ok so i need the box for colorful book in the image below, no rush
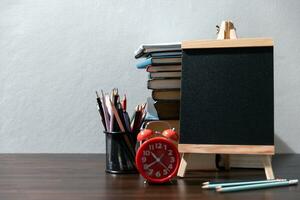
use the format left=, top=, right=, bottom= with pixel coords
left=154, top=100, right=180, bottom=120
left=147, top=79, right=181, bottom=90
left=150, top=51, right=182, bottom=58
left=146, top=65, right=182, bottom=72
left=149, top=71, right=181, bottom=79
left=152, top=90, right=181, bottom=101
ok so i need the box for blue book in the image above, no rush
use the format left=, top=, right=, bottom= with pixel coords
left=136, top=57, right=181, bottom=69
left=136, top=58, right=152, bottom=69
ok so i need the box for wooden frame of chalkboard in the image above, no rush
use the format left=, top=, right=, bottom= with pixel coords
left=178, top=38, right=274, bottom=179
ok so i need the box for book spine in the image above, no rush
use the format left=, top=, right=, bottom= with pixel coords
left=152, top=60, right=181, bottom=66
left=147, top=81, right=181, bottom=90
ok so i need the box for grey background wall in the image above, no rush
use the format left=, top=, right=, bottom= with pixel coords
left=0, top=0, right=299, bottom=153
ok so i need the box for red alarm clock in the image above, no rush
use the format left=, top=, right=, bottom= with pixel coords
left=135, top=121, right=180, bottom=184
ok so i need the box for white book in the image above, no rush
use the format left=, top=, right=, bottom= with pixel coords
left=186, top=154, right=217, bottom=170
left=135, top=42, right=181, bottom=58
left=229, top=155, right=264, bottom=168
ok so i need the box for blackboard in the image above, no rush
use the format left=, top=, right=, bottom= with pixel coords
left=180, top=41, right=274, bottom=146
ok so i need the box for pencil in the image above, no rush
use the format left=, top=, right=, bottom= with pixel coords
left=202, top=179, right=286, bottom=189
left=140, top=103, right=147, bottom=126
left=112, top=88, right=119, bottom=131
left=109, top=99, right=125, bottom=132
left=100, top=90, right=110, bottom=131
left=130, top=106, right=138, bottom=130
left=96, top=91, right=106, bottom=130
left=216, top=179, right=298, bottom=193
left=123, top=112, right=131, bottom=131
left=132, top=106, right=141, bottom=133
left=121, top=94, right=127, bottom=111
left=131, top=105, right=139, bottom=132
left=105, top=94, right=114, bottom=132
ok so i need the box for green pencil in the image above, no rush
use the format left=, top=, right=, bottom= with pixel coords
left=216, top=179, right=298, bottom=193
left=202, top=179, right=286, bottom=189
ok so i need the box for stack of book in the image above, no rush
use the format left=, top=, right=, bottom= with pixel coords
left=135, top=42, right=182, bottom=120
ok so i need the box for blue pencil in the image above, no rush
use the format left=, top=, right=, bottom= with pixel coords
left=216, top=179, right=298, bottom=193
left=202, top=179, right=286, bottom=189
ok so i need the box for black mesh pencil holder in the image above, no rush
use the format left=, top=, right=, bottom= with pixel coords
left=104, top=131, right=137, bottom=174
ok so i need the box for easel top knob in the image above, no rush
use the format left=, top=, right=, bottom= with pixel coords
left=217, top=20, right=237, bottom=40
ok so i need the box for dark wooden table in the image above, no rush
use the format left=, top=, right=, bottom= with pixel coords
left=0, top=154, right=299, bottom=200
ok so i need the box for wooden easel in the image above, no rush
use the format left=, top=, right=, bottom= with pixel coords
left=177, top=146, right=274, bottom=179
left=177, top=20, right=275, bottom=180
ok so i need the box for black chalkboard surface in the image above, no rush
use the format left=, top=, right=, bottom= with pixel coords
left=180, top=40, right=274, bottom=146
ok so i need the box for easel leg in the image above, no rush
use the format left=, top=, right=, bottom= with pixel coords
left=177, top=153, right=190, bottom=177
left=262, top=155, right=275, bottom=180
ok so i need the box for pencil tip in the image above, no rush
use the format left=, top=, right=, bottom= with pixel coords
left=202, top=185, right=209, bottom=189
left=202, top=181, right=209, bottom=185
left=96, top=91, right=99, bottom=97
left=289, top=179, right=298, bottom=184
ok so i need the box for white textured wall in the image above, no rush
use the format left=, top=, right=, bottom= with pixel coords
left=0, top=0, right=299, bottom=153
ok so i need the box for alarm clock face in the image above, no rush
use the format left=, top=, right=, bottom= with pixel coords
left=135, top=137, right=180, bottom=183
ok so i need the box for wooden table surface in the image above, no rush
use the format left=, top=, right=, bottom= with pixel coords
left=0, top=154, right=299, bottom=200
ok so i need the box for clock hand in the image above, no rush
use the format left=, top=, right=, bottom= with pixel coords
left=147, top=152, right=169, bottom=170
left=151, top=152, right=165, bottom=161
left=152, top=152, right=170, bottom=172
left=146, top=160, right=158, bottom=169
left=158, top=161, right=170, bottom=172
left=151, top=152, right=160, bottom=161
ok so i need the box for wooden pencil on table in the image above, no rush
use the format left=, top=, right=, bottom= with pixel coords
left=216, top=179, right=298, bottom=193
left=202, top=179, right=287, bottom=189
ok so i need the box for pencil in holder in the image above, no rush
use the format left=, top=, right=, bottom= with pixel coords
left=104, top=131, right=137, bottom=174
